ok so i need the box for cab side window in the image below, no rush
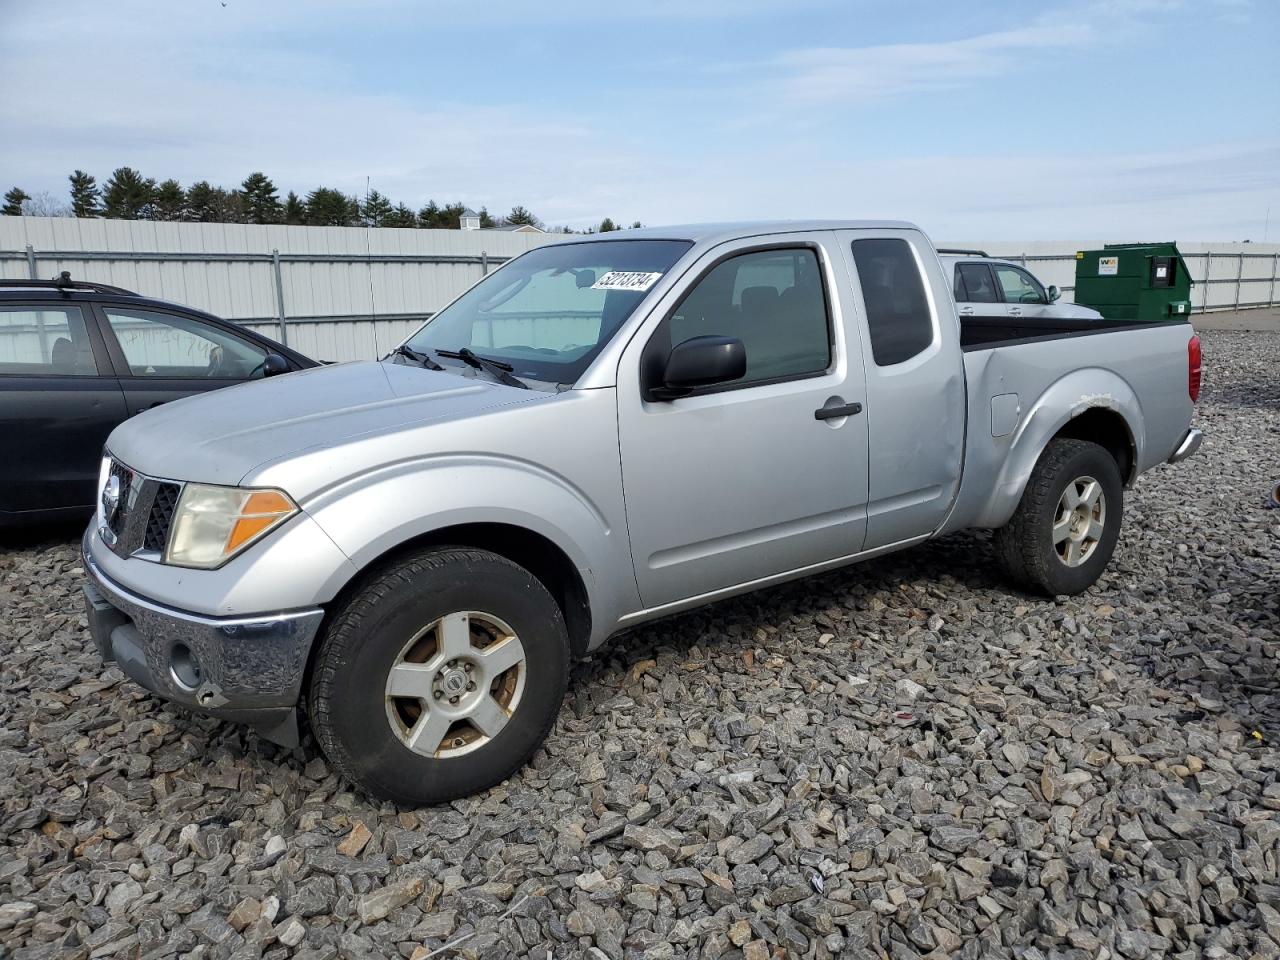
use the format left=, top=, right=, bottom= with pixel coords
left=994, top=265, right=1047, bottom=304
left=667, top=247, right=831, bottom=385
left=0, top=305, right=99, bottom=376
left=851, top=239, right=934, bottom=365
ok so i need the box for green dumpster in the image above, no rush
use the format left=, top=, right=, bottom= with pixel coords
left=1073, top=242, right=1194, bottom=321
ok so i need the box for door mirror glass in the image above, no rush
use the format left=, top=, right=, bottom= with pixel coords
left=262, top=353, right=291, bottom=377
left=652, top=335, right=745, bottom=400
left=1047, top=284, right=1062, bottom=303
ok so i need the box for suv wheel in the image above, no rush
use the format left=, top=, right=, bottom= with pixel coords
left=308, top=547, right=569, bottom=805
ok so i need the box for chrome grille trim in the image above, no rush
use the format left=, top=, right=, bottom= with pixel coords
left=99, top=455, right=185, bottom=561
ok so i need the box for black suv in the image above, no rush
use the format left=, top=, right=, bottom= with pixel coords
left=0, top=276, right=316, bottom=527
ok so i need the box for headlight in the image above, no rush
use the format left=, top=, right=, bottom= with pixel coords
left=165, top=484, right=298, bottom=569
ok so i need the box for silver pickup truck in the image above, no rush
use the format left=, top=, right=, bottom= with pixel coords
left=81, top=221, right=1203, bottom=804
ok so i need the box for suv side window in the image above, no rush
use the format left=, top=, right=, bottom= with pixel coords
left=851, top=239, right=934, bottom=365
left=0, top=305, right=99, bottom=376
left=104, top=307, right=268, bottom=378
left=994, top=264, right=1047, bottom=304
left=666, top=247, right=831, bottom=386
left=955, top=262, right=998, bottom=303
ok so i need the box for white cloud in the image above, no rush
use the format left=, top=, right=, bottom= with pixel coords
left=773, top=23, right=1096, bottom=103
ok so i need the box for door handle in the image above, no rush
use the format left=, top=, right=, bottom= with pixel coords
left=958, top=306, right=975, bottom=316
left=1008, top=307, right=1023, bottom=316
left=814, top=402, right=862, bottom=420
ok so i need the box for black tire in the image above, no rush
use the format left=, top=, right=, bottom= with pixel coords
left=308, top=546, right=569, bottom=805
left=993, top=438, right=1124, bottom=596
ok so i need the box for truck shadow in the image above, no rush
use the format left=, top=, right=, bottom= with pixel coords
left=569, top=529, right=1006, bottom=683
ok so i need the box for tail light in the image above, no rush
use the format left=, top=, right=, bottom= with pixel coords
left=1188, top=334, right=1202, bottom=403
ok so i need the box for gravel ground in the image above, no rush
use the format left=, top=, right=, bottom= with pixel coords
left=2, top=330, right=1278, bottom=960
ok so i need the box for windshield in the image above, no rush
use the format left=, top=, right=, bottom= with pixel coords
left=402, top=239, right=692, bottom=386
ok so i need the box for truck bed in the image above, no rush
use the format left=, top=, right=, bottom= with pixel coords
left=943, top=317, right=1197, bottom=535
left=960, top=315, right=1153, bottom=351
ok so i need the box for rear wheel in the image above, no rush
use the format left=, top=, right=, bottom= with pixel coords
left=308, top=547, right=569, bottom=805
left=993, top=438, right=1124, bottom=596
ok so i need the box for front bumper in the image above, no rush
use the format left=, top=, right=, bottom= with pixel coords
left=82, top=534, right=324, bottom=745
left=1167, top=427, right=1204, bottom=465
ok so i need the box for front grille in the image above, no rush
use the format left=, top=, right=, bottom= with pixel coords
left=105, top=459, right=134, bottom=540
left=144, top=482, right=181, bottom=552
left=101, top=455, right=183, bottom=560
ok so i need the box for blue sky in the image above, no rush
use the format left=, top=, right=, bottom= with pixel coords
left=1, top=0, right=1277, bottom=238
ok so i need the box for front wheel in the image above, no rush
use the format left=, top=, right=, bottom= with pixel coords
left=993, top=438, right=1124, bottom=596
left=308, top=547, right=569, bottom=805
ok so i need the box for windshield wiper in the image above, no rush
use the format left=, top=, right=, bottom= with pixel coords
left=435, top=348, right=529, bottom=389
left=388, top=344, right=444, bottom=370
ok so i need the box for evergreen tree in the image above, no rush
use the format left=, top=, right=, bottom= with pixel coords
left=630, top=221, right=643, bottom=229
left=2, top=187, right=30, bottom=216
left=360, top=189, right=393, bottom=226
left=478, top=207, right=496, bottom=228
left=185, top=181, right=218, bottom=221
left=598, top=217, right=618, bottom=232
left=152, top=179, right=187, bottom=221
left=102, top=167, right=156, bottom=219
left=283, top=191, right=306, bottom=225
left=218, top=188, right=246, bottom=223
left=384, top=202, right=417, bottom=228
left=185, top=181, right=242, bottom=222
left=505, top=205, right=540, bottom=228
left=441, top=202, right=467, bottom=229
left=305, top=187, right=355, bottom=226
left=69, top=171, right=101, bottom=217
left=417, top=200, right=443, bottom=228
left=241, top=172, right=282, bottom=224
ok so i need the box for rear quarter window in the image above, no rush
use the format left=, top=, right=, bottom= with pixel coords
left=851, top=239, right=934, bottom=365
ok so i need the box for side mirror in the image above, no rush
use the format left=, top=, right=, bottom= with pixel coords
left=262, top=353, right=291, bottom=377
left=1047, top=285, right=1062, bottom=303
left=650, top=335, right=746, bottom=401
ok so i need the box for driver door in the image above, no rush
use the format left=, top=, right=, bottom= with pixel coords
left=96, top=305, right=270, bottom=416
left=992, top=263, right=1050, bottom=321
left=617, top=235, right=871, bottom=609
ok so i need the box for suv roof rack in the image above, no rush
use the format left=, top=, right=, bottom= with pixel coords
left=936, top=248, right=989, bottom=258
left=0, top=272, right=138, bottom=297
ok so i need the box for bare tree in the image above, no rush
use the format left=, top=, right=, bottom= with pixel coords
left=21, top=191, right=73, bottom=217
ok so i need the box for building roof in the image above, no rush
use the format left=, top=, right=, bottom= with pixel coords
left=460, top=207, right=480, bottom=219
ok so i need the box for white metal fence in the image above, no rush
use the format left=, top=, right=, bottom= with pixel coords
left=2, top=217, right=1276, bottom=363
left=0, top=216, right=560, bottom=362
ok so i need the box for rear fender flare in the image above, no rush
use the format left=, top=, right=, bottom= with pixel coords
left=974, top=368, right=1143, bottom=529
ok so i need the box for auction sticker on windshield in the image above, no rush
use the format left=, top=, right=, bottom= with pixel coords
left=592, top=271, right=663, bottom=292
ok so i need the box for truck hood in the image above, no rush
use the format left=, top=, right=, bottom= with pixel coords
left=106, top=360, right=545, bottom=487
